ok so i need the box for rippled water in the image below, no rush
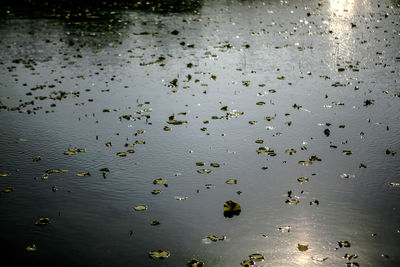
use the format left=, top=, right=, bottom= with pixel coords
left=0, top=0, right=399, bottom=266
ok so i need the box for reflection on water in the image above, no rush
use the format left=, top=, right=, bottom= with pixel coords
left=0, top=0, right=399, bottom=266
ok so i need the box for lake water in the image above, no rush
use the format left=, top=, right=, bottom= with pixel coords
left=0, top=0, right=399, bottom=266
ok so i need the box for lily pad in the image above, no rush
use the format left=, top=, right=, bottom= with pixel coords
left=249, top=253, right=264, bottom=262
left=134, top=205, right=148, bottom=211
left=167, top=120, right=187, bottom=125
left=264, top=116, right=274, bottom=121
left=224, top=200, right=241, bottom=217
left=196, top=162, right=205, bottom=166
left=207, top=235, right=220, bottom=242
left=35, top=218, right=50, bottom=226
left=186, top=257, right=204, bottom=267
left=148, top=250, right=170, bottom=259
left=26, top=244, right=38, bottom=252
left=197, top=169, right=212, bottom=174
left=297, top=177, right=309, bottom=183
left=285, top=149, right=296, bottom=155
left=298, top=243, right=309, bottom=251
left=255, top=139, right=264, bottom=144
left=225, top=179, right=237, bottom=184
left=256, top=101, right=265, bottom=106
left=117, top=152, right=127, bottom=157
left=342, top=150, right=352, bottom=155
left=240, top=259, right=255, bottom=266
left=338, top=240, right=351, bottom=248
left=0, top=171, right=10, bottom=177
left=3, top=187, right=13, bottom=193
left=298, top=160, right=312, bottom=166
left=210, top=163, right=220, bottom=168
left=153, top=178, right=166, bottom=185
left=76, top=172, right=90, bottom=177
left=151, top=190, right=162, bottom=194
left=163, top=126, right=171, bottom=131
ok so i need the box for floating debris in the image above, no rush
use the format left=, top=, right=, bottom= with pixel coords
left=210, top=163, right=220, bottom=168
left=389, top=183, right=400, bottom=187
left=175, top=196, right=188, bottom=200
left=223, top=200, right=241, bottom=218
left=278, top=226, right=291, bottom=232
left=148, top=250, right=170, bottom=259
left=285, top=199, right=299, bottom=205
left=151, top=190, right=162, bottom=194
left=167, top=120, right=187, bottom=125
left=0, top=171, right=10, bottom=177
left=344, top=253, right=358, bottom=260
left=32, top=156, right=41, bottom=162
left=196, top=162, right=205, bottom=166
left=249, top=253, right=264, bottom=262
left=151, top=220, right=160, bottom=226
left=117, top=152, right=127, bottom=157
left=386, top=149, right=397, bottom=156
left=311, top=255, right=328, bottom=262
left=3, top=187, right=13, bottom=193
left=256, top=101, right=265, bottom=106
left=240, top=259, right=255, bottom=266
left=340, top=173, right=355, bottom=179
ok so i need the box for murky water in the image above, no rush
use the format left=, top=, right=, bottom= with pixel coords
left=0, top=0, right=399, bottom=266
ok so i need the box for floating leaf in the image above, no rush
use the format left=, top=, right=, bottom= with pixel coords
left=186, top=257, right=204, bottom=267
left=153, top=178, right=167, bottom=184
left=134, top=205, right=148, bottom=211
left=278, top=226, right=291, bottom=232
left=196, top=162, right=205, bottom=166
left=32, top=156, right=41, bottom=162
left=35, top=218, right=50, bottom=226
left=100, top=168, right=110, bottom=172
left=386, top=149, right=397, bottom=156
left=163, top=126, right=171, bottom=131
left=344, top=253, right=358, bottom=260
left=297, top=177, right=309, bottom=183
left=205, top=184, right=214, bottom=189
left=248, top=121, right=257, bottom=125
left=390, top=182, right=400, bottom=187
left=225, top=179, right=237, bottom=184
left=256, top=102, right=265, bottom=106
left=298, top=243, right=309, bottom=251
left=3, top=187, right=13, bottom=193
left=26, top=244, right=38, bottom=252
left=255, top=139, right=264, bottom=144
left=343, top=150, right=352, bottom=155
left=220, top=105, right=228, bottom=111
left=249, top=253, right=264, bottom=262
left=224, top=200, right=241, bottom=217
left=151, top=190, right=162, bottom=194
left=76, top=172, right=90, bottom=177
left=151, top=220, right=160, bottom=226
left=148, top=250, right=170, bottom=259
left=105, top=141, right=112, bottom=147
left=285, top=149, right=296, bottom=155
left=311, top=255, right=328, bottom=262
left=285, top=199, right=299, bottom=205
left=167, top=120, right=187, bottom=125
left=264, top=116, right=274, bottom=121
left=309, top=155, right=321, bottom=161
left=324, top=129, right=330, bottom=136
left=0, top=171, right=10, bottom=177
left=210, top=163, right=220, bottom=168
left=340, top=173, right=355, bottom=179
left=197, top=169, right=212, bottom=174
left=240, top=260, right=255, bottom=266
left=127, top=149, right=135, bottom=153
left=298, top=160, right=312, bottom=166
left=117, top=152, right=127, bottom=157
left=338, top=240, right=351, bottom=248
left=363, top=99, right=375, bottom=106
left=175, top=196, right=188, bottom=200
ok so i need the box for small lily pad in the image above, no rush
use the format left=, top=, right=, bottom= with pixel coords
left=338, top=240, right=351, bottom=248
left=153, top=178, right=166, bottom=185
left=256, top=101, right=265, bottom=106
left=249, top=253, right=264, bottom=262
left=298, top=160, right=312, bottom=166
left=298, top=243, right=309, bottom=251
left=26, top=244, right=38, bottom=252
left=207, top=235, right=220, bottom=242
left=264, top=116, right=274, bottom=121
left=186, top=257, right=204, bottom=267
left=210, top=163, right=220, bottom=167
left=163, top=126, right=171, bottom=131
left=167, top=120, right=187, bottom=125
left=255, top=139, right=264, bottom=144
left=117, top=152, right=127, bottom=157
left=35, top=218, right=50, bottom=226
left=196, top=162, right=205, bottom=166
left=240, top=259, right=255, bottom=266
left=285, top=149, right=296, bottom=155
left=76, top=172, right=90, bottom=177
left=151, top=190, right=162, bottom=194
left=148, top=250, right=170, bottom=259
left=134, top=205, right=148, bottom=211
left=342, top=150, right=352, bottom=155
left=197, top=169, right=212, bottom=174
left=224, top=200, right=241, bottom=217
left=225, top=179, right=237, bottom=184
left=285, top=199, right=299, bottom=205
left=297, top=177, right=309, bottom=183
